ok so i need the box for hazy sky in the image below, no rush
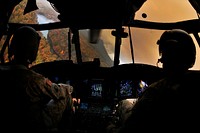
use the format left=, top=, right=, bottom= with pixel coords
left=100, top=0, right=200, bottom=70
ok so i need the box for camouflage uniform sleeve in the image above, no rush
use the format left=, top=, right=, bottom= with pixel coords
left=44, top=79, right=74, bottom=111
left=29, top=71, right=74, bottom=128
left=29, top=71, right=73, bottom=107
left=44, top=78, right=66, bottom=99
left=44, top=80, right=74, bottom=128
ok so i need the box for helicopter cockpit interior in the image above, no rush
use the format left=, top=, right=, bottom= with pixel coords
left=0, top=0, right=200, bottom=132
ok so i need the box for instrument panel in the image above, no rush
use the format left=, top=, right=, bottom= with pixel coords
left=31, top=61, right=163, bottom=132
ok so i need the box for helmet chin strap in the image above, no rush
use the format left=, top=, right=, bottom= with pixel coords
left=157, top=58, right=162, bottom=63
left=156, top=58, right=161, bottom=67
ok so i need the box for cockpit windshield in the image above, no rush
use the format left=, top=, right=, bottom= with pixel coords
left=2, top=0, right=199, bottom=70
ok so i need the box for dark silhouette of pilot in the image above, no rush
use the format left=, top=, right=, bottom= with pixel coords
left=0, top=26, right=74, bottom=132
left=108, top=29, right=200, bottom=133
